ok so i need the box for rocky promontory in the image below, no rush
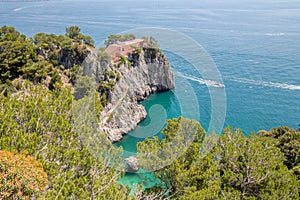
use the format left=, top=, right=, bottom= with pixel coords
left=83, top=47, right=174, bottom=142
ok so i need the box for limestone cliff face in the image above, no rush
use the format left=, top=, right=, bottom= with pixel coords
left=83, top=47, right=174, bottom=142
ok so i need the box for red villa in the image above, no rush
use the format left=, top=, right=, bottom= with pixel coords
left=105, top=39, right=146, bottom=63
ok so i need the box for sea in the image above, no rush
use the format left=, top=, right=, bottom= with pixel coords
left=1, top=0, right=300, bottom=191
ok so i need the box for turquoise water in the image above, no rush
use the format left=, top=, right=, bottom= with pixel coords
left=115, top=90, right=181, bottom=157
left=118, top=168, right=165, bottom=195
left=1, top=0, right=300, bottom=190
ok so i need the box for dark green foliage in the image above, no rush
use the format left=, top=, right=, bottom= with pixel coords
left=66, top=26, right=81, bottom=39
left=0, top=25, right=94, bottom=94
left=61, top=36, right=76, bottom=51
left=271, top=127, right=300, bottom=169
left=179, top=146, right=221, bottom=199
left=66, top=25, right=94, bottom=46
left=67, top=64, right=81, bottom=84
left=34, top=33, right=59, bottom=65
left=218, top=128, right=298, bottom=199
left=58, top=37, right=90, bottom=69
left=270, top=126, right=294, bottom=138
left=265, top=126, right=300, bottom=186
left=104, top=34, right=122, bottom=47
left=104, top=33, right=136, bottom=47
left=0, top=26, right=37, bottom=83
left=98, top=68, right=118, bottom=98
left=0, top=27, right=81, bottom=91
left=99, top=80, right=116, bottom=93
left=0, top=25, right=21, bottom=41
left=49, top=69, right=62, bottom=90
left=21, top=60, right=53, bottom=83
left=0, top=80, right=15, bottom=95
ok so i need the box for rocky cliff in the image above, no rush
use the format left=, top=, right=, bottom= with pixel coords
left=83, top=47, right=174, bottom=142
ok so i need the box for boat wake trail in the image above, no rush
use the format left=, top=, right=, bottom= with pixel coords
left=13, top=7, right=27, bottom=12
left=13, top=5, right=40, bottom=12
left=175, top=71, right=225, bottom=88
left=229, top=77, right=300, bottom=91
left=176, top=71, right=300, bottom=91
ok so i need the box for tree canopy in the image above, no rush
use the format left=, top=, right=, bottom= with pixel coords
left=66, top=25, right=94, bottom=46
left=0, top=26, right=37, bottom=83
left=104, top=33, right=136, bottom=47
left=137, top=120, right=300, bottom=199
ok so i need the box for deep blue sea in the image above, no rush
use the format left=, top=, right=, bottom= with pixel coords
left=1, top=0, right=300, bottom=190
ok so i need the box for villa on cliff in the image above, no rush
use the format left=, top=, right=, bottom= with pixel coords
left=105, top=39, right=146, bottom=63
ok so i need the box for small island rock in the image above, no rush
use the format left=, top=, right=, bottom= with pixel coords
left=124, top=156, right=139, bottom=173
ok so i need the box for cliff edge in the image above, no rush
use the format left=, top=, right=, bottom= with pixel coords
left=83, top=47, right=174, bottom=142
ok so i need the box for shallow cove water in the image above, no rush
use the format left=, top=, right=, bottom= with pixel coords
left=114, top=91, right=181, bottom=157
left=115, top=90, right=182, bottom=191
left=115, top=51, right=214, bottom=191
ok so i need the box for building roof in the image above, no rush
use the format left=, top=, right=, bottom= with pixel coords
left=104, top=38, right=146, bottom=63
left=105, top=44, right=119, bottom=55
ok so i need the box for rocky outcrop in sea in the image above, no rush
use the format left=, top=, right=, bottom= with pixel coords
left=124, top=156, right=139, bottom=173
left=83, top=47, right=174, bottom=142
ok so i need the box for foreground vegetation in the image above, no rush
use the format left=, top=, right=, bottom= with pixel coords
left=0, top=25, right=299, bottom=199
left=137, top=119, right=300, bottom=199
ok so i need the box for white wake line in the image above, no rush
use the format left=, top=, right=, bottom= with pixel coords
left=229, top=77, right=300, bottom=91
left=13, top=7, right=27, bottom=12
left=13, top=5, right=40, bottom=12
left=175, top=71, right=225, bottom=88
left=265, top=32, right=285, bottom=36
left=175, top=72, right=300, bottom=91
